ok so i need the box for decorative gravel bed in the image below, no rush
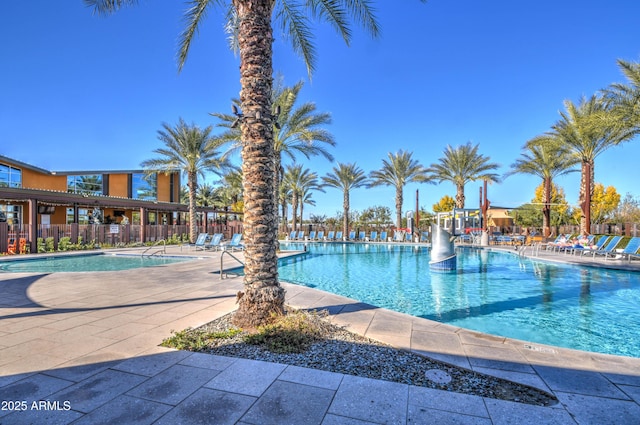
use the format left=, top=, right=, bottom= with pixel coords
left=172, top=310, right=557, bottom=407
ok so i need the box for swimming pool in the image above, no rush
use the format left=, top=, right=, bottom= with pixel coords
left=0, top=253, right=190, bottom=273
left=278, top=242, right=640, bottom=358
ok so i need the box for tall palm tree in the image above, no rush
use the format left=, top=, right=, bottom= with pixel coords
left=212, top=79, right=336, bottom=224
left=140, top=118, right=232, bottom=243
left=282, top=164, right=320, bottom=232
left=85, top=0, right=391, bottom=327
left=322, top=162, right=369, bottom=235
left=505, top=135, right=578, bottom=237
left=369, top=151, right=430, bottom=228
left=551, top=95, right=636, bottom=234
left=426, top=142, right=500, bottom=209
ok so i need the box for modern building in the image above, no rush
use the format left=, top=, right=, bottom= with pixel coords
left=0, top=155, right=238, bottom=253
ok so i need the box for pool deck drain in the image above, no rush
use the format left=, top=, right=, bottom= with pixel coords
left=0, top=244, right=639, bottom=424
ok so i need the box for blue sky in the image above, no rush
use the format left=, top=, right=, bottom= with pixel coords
left=2, top=1, right=639, bottom=220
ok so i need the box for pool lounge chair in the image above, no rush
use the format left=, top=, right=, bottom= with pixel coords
left=575, top=236, right=609, bottom=256
left=335, top=231, right=343, bottom=241
left=379, top=231, right=388, bottom=242
left=223, top=233, right=244, bottom=251
left=406, top=232, right=413, bottom=242
left=608, top=236, right=640, bottom=261
left=325, top=231, right=335, bottom=241
left=316, top=231, right=324, bottom=241
left=193, top=233, right=209, bottom=251
left=367, top=231, right=378, bottom=242
left=358, top=231, right=366, bottom=241
left=287, top=231, right=296, bottom=240
left=348, top=231, right=356, bottom=241
left=205, top=233, right=224, bottom=251
left=308, top=231, right=316, bottom=241
left=297, top=231, right=305, bottom=240
left=393, top=231, right=405, bottom=242
left=565, top=234, right=596, bottom=255
left=420, top=232, right=429, bottom=243
left=589, top=235, right=622, bottom=259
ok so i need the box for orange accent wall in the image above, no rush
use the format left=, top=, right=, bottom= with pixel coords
left=21, top=169, right=67, bottom=191
left=157, top=173, right=174, bottom=202
left=108, top=174, right=129, bottom=198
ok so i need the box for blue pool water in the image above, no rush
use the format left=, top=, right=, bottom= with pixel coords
left=0, top=253, right=190, bottom=273
left=278, top=242, right=640, bottom=358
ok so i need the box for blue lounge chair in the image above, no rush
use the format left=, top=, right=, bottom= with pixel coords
left=379, top=231, right=388, bottom=242
left=193, top=233, right=209, bottom=251
left=316, top=231, right=324, bottom=241
left=335, top=231, right=343, bottom=241
left=406, top=233, right=413, bottom=242
left=326, top=231, right=335, bottom=241
left=308, top=231, right=316, bottom=241
left=589, top=235, right=622, bottom=258
left=367, top=231, right=378, bottom=242
left=297, top=231, right=305, bottom=240
left=223, top=233, right=244, bottom=251
left=287, top=231, right=296, bottom=240
left=348, top=231, right=356, bottom=241
left=565, top=234, right=595, bottom=255
left=358, top=231, right=366, bottom=241
left=205, top=233, right=223, bottom=251
left=576, top=236, right=609, bottom=256
left=608, top=236, right=640, bottom=261
left=420, top=231, right=429, bottom=243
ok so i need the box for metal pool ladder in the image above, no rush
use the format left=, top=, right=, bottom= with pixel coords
left=220, top=250, right=244, bottom=279
left=142, top=239, right=166, bottom=258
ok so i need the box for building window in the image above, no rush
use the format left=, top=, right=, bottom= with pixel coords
left=67, top=175, right=103, bottom=195
left=0, top=164, right=22, bottom=188
left=132, top=173, right=157, bottom=200
left=0, top=204, right=22, bottom=226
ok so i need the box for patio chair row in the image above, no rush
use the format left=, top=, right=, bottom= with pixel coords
left=192, top=233, right=244, bottom=251
left=284, top=230, right=430, bottom=243
left=551, top=235, right=640, bottom=262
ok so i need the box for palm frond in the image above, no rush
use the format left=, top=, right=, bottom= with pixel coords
left=83, top=0, right=139, bottom=15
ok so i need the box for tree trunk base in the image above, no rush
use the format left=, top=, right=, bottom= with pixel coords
left=232, top=284, right=286, bottom=328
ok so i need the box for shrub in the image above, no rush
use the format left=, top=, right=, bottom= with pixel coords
left=58, top=237, right=71, bottom=251
left=161, top=328, right=242, bottom=351
left=244, top=310, right=328, bottom=353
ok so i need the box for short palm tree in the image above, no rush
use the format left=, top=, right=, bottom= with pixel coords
left=141, top=118, right=233, bottom=243
left=322, top=163, right=369, bottom=235
left=505, top=135, right=578, bottom=237
left=426, top=142, right=500, bottom=209
left=196, top=183, right=218, bottom=207
left=552, top=95, right=636, bottom=234
left=212, top=79, right=335, bottom=224
left=369, top=151, right=430, bottom=228
left=282, top=164, right=321, bottom=233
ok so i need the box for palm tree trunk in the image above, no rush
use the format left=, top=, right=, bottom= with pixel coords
left=188, top=171, right=198, bottom=243
left=232, top=0, right=285, bottom=328
left=542, top=177, right=551, bottom=237
left=343, top=190, right=350, bottom=235
left=299, top=198, right=304, bottom=231
left=274, top=156, right=284, bottom=226
left=395, top=187, right=403, bottom=229
left=579, top=161, right=593, bottom=235
left=291, top=192, right=299, bottom=233
left=456, top=184, right=465, bottom=209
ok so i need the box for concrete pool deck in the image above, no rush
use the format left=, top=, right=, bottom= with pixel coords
left=0, top=244, right=639, bottom=424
